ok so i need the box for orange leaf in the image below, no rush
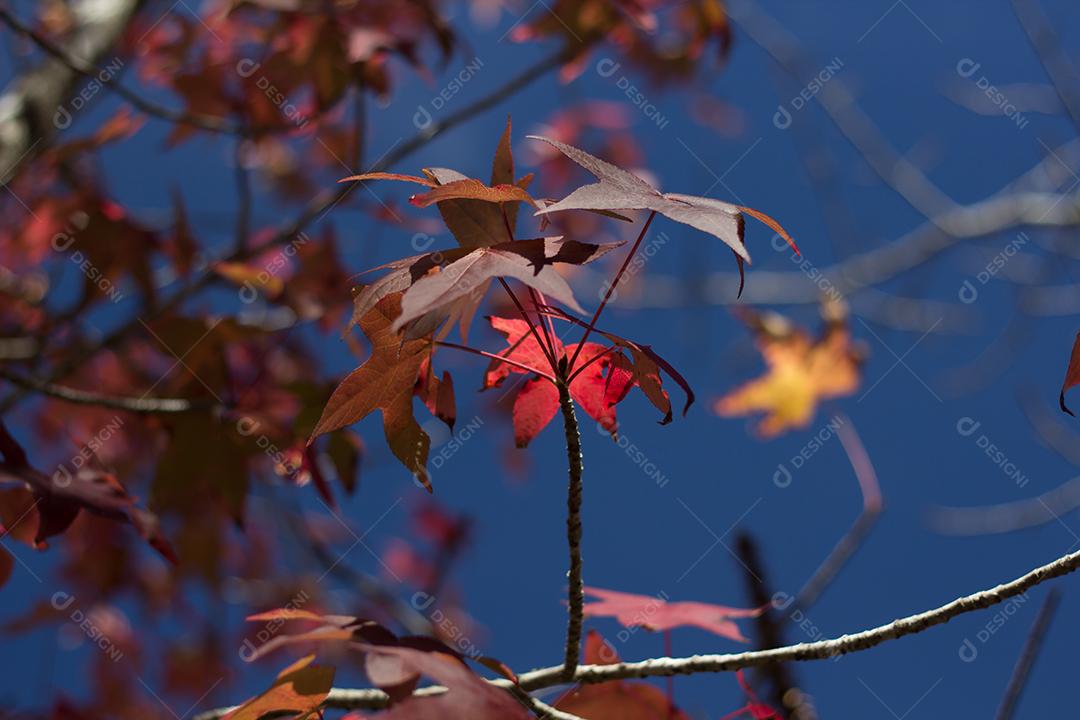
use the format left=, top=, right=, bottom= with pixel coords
left=714, top=303, right=863, bottom=437
left=339, top=171, right=437, bottom=187
left=225, top=655, right=334, bottom=720
left=408, top=179, right=536, bottom=209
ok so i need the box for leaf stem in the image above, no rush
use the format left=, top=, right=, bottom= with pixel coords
left=565, top=346, right=617, bottom=384
left=499, top=278, right=560, bottom=371
left=567, top=210, right=656, bottom=373
left=559, top=380, right=585, bottom=681
left=433, top=341, right=556, bottom=382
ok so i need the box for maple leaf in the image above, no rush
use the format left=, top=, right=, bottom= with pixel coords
left=393, top=237, right=619, bottom=335
left=714, top=303, right=865, bottom=437
left=527, top=135, right=798, bottom=295
left=308, top=293, right=454, bottom=491
left=344, top=118, right=608, bottom=342
left=537, top=304, right=696, bottom=423
left=225, top=654, right=334, bottom=720
left=0, top=422, right=175, bottom=562
left=428, top=116, right=534, bottom=250
left=483, top=316, right=632, bottom=447
left=349, top=237, right=622, bottom=340
left=1059, top=330, right=1080, bottom=415
left=340, top=118, right=536, bottom=242
left=555, top=630, right=690, bottom=720
left=582, top=586, right=762, bottom=642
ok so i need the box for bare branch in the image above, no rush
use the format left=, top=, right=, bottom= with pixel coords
left=728, top=0, right=954, bottom=221
left=513, top=545, right=1080, bottom=690
left=0, top=367, right=215, bottom=413
left=796, top=416, right=882, bottom=607
left=197, top=546, right=1080, bottom=713
left=1009, top=0, right=1080, bottom=131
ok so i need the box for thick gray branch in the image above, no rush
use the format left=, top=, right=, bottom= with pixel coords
left=199, top=545, right=1080, bottom=718
left=0, top=0, right=145, bottom=182
left=514, top=546, right=1080, bottom=690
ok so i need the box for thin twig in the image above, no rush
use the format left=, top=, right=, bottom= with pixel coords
left=1009, top=0, right=1080, bottom=132
left=728, top=0, right=954, bottom=221
left=567, top=210, right=656, bottom=372
left=737, top=534, right=817, bottom=720
left=994, top=589, right=1061, bottom=720
left=795, top=415, right=882, bottom=608
left=558, top=380, right=585, bottom=681
left=0, top=367, right=215, bottom=414
left=234, top=136, right=252, bottom=252
left=500, top=278, right=560, bottom=370
left=434, top=340, right=556, bottom=381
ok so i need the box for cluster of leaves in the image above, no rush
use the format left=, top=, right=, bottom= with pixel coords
left=227, top=608, right=532, bottom=720
left=0, top=1, right=825, bottom=714
left=308, top=119, right=794, bottom=490
left=227, top=585, right=769, bottom=720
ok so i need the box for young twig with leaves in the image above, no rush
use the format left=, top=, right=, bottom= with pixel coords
left=284, top=117, right=797, bottom=710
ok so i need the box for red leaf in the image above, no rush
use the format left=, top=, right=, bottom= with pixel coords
left=0, top=422, right=175, bottom=562
left=483, top=317, right=629, bottom=446
left=582, top=586, right=761, bottom=642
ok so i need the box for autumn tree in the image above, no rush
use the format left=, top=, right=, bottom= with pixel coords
left=3, top=1, right=1080, bottom=718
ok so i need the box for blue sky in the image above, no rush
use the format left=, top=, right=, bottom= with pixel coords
left=5, top=0, right=1080, bottom=717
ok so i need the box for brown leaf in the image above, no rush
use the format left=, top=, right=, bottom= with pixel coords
left=309, top=294, right=436, bottom=490
left=408, top=179, right=536, bottom=209
left=225, top=654, right=334, bottom=720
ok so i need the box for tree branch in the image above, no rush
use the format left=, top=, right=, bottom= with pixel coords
left=0, top=0, right=146, bottom=182
left=0, top=367, right=215, bottom=413
left=513, top=545, right=1080, bottom=690
left=1009, top=0, right=1080, bottom=132
left=197, top=546, right=1080, bottom=714
left=558, top=380, right=585, bottom=681
left=994, top=589, right=1060, bottom=720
